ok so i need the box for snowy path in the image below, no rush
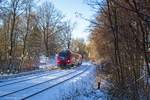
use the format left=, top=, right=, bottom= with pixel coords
left=0, top=65, right=90, bottom=100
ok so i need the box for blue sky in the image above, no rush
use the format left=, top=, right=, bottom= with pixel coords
left=37, top=0, right=94, bottom=41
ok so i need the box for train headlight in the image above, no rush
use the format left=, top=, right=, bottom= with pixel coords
left=67, top=60, right=70, bottom=62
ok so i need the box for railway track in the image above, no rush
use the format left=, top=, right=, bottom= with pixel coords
left=0, top=69, right=52, bottom=82
left=0, top=70, right=66, bottom=87
left=0, top=65, right=90, bottom=100
left=0, top=70, right=48, bottom=81
left=23, top=66, right=90, bottom=100
left=0, top=69, right=75, bottom=97
left=0, top=66, right=79, bottom=87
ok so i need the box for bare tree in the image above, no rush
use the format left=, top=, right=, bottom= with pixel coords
left=88, top=0, right=150, bottom=99
left=0, top=0, right=74, bottom=73
left=17, top=0, right=33, bottom=71
left=37, top=1, right=64, bottom=57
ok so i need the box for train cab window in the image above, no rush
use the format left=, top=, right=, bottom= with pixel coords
left=58, top=50, right=71, bottom=58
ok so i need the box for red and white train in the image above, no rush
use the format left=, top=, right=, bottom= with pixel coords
left=56, top=49, right=82, bottom=68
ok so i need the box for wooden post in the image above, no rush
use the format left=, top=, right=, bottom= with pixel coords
left=97, top=81, right=101, bottom=89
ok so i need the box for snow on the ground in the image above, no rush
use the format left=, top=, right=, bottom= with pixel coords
left=72, top=63, right=108, bottom=100
left=27, top=63, right=107, bottom=100
left=0, top=70, right=74, bottom=98
left=0, top=69, right=47, bottom=80
left=0, top=70, right=64, bottom=86
left=74, top=90, right=107, bottom=100
left=0, top=57, right=57, bottom=80
left=39, top=57, right=57, bottom=69
left=0, top=62, right=108, bottom=100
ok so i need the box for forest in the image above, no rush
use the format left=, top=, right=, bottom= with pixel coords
left=0, top=0, right=84, bottom=73
left=0, top=0, right=150, bottom=99
left=88, top=0, right=150, bottom=99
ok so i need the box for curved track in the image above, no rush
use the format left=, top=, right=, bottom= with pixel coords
left=0, top=65, right=89, bottom=99
left=0, top=71, right=49, bottom=83
left=0, top=70, right=66, bottom=87
left=0, top=70, right=47, bottom=82
left=23, top=66, right=90, bottom=100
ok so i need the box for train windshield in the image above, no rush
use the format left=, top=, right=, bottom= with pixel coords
left=58, top=50, right=71, bottom=58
